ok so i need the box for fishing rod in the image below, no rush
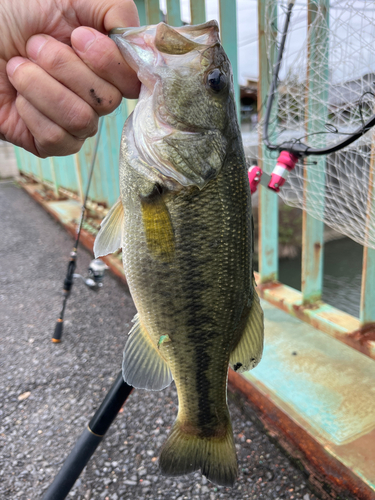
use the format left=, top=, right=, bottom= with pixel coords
left=249, top=0, right=375, bottom=194
left=52, top=118, right=106, bottom=343
left=42, top=372, right=133, bottom=500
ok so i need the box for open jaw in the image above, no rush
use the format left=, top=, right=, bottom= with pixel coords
left=109, top=21, right=220, bottom=90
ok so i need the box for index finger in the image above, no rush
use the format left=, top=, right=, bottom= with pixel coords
left=71, top=28, right=140, bottom=99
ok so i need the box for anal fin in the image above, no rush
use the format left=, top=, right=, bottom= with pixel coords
left=230, top=284, right=264, bottom=373
left=123, top=314, right=173, bottom=391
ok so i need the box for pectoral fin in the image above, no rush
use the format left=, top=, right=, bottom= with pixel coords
left=140, top=186, right=175, bottom=262
left=94, top=197, right=124, bottom=258
left=123, top=314, right=173, bottom=391
left=230, top=286, right=264, bottom=373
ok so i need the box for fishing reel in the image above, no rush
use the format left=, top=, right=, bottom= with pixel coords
left=73, top=258, right=108, bottom=291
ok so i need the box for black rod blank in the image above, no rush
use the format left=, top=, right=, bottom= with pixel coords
left=42, top=372, right=132, bottom=500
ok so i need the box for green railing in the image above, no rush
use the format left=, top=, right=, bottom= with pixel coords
left=14, top=0, right=375, bottom=349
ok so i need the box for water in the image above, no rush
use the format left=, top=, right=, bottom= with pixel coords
left=278, top=237, right=363, bottom=318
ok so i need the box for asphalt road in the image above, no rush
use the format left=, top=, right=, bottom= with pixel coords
left=0, top=180, right=320, bottom=500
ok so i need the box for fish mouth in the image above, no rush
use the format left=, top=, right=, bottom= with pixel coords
left=110, top=21, right=222, bottom=131
left=109, top=21, right=220, bottom=90
left=109, top=25, right=162, bottom=89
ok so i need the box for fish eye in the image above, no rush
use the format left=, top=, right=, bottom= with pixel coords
left=206, top=69, right=227, bottom=93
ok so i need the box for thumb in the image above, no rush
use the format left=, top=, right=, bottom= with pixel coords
left=73, top=0, right=140, bottom=33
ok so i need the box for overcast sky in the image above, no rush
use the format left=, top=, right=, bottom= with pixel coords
left=159, top=0, right=260, bottom=84
left=158, top=0, right=375, bottom=85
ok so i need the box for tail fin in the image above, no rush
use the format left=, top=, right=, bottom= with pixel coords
left=159, top=420, right=237, bottom=487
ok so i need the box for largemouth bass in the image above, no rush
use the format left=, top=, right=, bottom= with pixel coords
left=94, top=21, right=264, bottom=487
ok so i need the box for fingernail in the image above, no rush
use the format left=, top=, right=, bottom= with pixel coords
left=27, top=35, right=48, bottom=61
left=72, top=28, right=97, bottom=53
left=7, top=57, right=26, bottom=77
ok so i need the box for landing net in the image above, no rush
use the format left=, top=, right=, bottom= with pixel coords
left=248, top=0, right=375, bottom=249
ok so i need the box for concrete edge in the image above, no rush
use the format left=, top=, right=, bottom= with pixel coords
left=254, top=278, right=375, bottom=361
left=228, top=371, right=374, bottom=500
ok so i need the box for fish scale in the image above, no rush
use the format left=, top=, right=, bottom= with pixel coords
left=121, top=142, right=253, bottom=477
left=94, top=20, right=264, bottom=487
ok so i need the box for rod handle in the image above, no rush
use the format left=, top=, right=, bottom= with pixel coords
left=52, top=319, right=63, bottom=343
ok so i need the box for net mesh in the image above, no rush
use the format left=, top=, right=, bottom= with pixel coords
left=246, top=0, right=375, bottom=248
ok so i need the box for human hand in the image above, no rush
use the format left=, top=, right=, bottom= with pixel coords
left=0, top=0, right=141, bottom=157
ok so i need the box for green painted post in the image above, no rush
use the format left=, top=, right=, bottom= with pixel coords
left=39, top=157, right=50, bottom=183
left=26, top=151, right=34, bottom=176
left=166, top=0, right=182, bottom=26
left=53, top=156, right=79, bottom=194
left=302, top=0, right=329, bottom=303
left=190, top=0, right=205, bottom=25
left=97, top=113, right=122, bottom=207
left=137, top=0, right=147, bottom=26
left=136, top=0, right=147, bottom=26
left=17, top=149, right=24, bottom=174
left=30, top=151, right=40, bottom=179
left=16, top=148, right=30, bottom=176
left=360, top=130, right=375, bottom=324
left=36, top=157, right=44, bottom=182
left=361, top=247, right=375, bottom=324
left=74, top=153, right=84, bottom=203
left=257, top=0, right=278, bottom=283
left=79, top=135, right=106, bottom=204
left=27, top=151, right=35, bottom=177
left=145, top=0, right=161, bottom=24
left=49, top=157, right=59, bottom=198
left=219, top=0, right=240, bottom=121
left=13, top=147, right=22, bottom=173
left=24, top=150, right=33, bottom=176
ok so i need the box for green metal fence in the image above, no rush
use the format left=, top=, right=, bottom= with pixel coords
left=256, top=0, right=375, bottom=349
left=14, top=0, right=375, bottom=346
